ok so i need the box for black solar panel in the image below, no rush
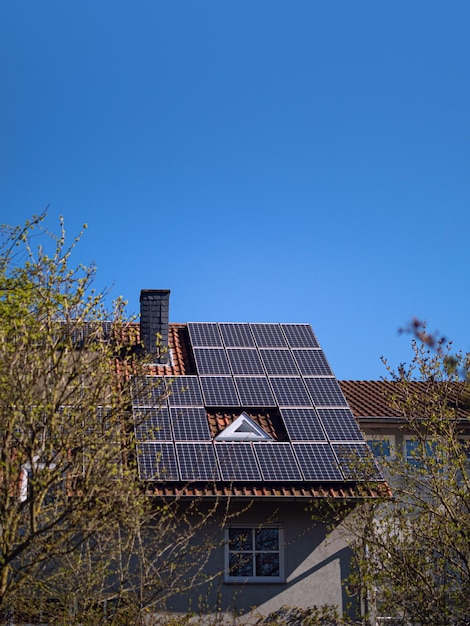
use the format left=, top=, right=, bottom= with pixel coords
left=333, top=443, right=383, bottom=480
left=260, top=349, right=299, bottom=375
left=200, top=376, right=240, bottom=407
left=136, top=442, right=178, bottom=480
left=304, top=377, right=348, bottom=407
left=176, top=442, right=220, bottom=481
left=131, top=376, right=167, bottom=406
left=215, top=442, right=262, bottom=480
left=282, top=324, right=319, bottom=348
left=280, top=408, right=327, bottom=441
left=293, top=443, right=343, bottom=481
left=269, top=377, right=312, bottom=406
left=251, top=324, right=287, bottom=348
left=167, top=376, right=204, bottom=406
left=293, top=349, right=333, bottom=376
left=188, top=322, right=223, bottom=347
left=219, top=323, right=255, bottom=347
left=170, top=407, right=211, bottom=441
left=234, top=377, right=276, bottom=407
left=317, top=408, right=363, bottom=442
left=194, top=348, right=231, bottom=375
left=226, top=348, right=264, bottom=375
left=132, top=319, right=377, bottom=486
left=254, top=442, right=303, bottom=481
left=134, top=407, right=172, bottom=441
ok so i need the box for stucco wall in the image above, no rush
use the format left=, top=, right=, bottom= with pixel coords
left=164, top=500, right=353, bottom=622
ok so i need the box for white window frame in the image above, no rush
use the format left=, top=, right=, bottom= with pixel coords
left=215, top=412, right=272, bottom=442
left=224, top=525, right=284, bottom=583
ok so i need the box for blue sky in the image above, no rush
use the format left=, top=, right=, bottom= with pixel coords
left=1, top=1, right=469, bottom=379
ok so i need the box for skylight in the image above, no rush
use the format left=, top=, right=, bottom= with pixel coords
left=215, top=412, right=272, bottom=442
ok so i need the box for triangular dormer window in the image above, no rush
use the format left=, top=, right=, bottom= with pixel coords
left=215, top=412, right=272, bottom=442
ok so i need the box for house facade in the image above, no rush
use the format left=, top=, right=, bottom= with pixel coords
left=340, top=379, right=470, bottom=466
left=131, top=290, right=386, bottom=622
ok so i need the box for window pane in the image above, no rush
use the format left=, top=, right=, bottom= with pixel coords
left=229, top=553, right=253, bottom=577
left=256, top=553, right=279, bottom=577
left=367, top=439, right=391, bottom=458
left=229, top=528, right=252, bottom=551
left=255, top=528, right=279, bottom=551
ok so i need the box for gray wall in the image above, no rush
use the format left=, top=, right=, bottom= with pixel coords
left=165, top=500, right=353, bottom=622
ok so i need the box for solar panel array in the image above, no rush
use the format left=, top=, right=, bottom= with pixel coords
left=132, top=323, right=380, bottom=484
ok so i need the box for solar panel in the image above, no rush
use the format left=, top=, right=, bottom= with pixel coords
left=269, top=377, right=312, bottom=406
left=166, top=376, right=204, bottom=406
left=226, top=348, right=264, bottom=375
left=187, top=322, right=223, bottom=347
left=304, top=377, right=348, bottom=407
left=293, top=443, right=343, bottom=481
left=134, top=407, right=172, bottom=441
left=193, top=348, right=231, bottom=375
left=136, top=442, right=178, bottom=480
left=215, top=442, right=262, bottom=480
left=250, top=324, right=287, bottom=348
left=280, top=408, right=327, bottom=441
left=219, top=323, right=255, bottom=347
left=176, top=442, right=220, bottom=480
left=292, top=349, right=333, bottom=376
left=200, top=376, right=240, bottom=407
left=333, top=443, right=382, bottom=480
left=170, top=407, right=211, bottom=441
left=234, top=377, right=276, bottom=407
left=260, top=349, right=299, bottom=375
left=317, top=408, right=364, bottom=442
left=254, top=442, right=303, bottom=481
left=281, top=324, right=319, bottom=348
left=131, top=376, right=167, bottom=406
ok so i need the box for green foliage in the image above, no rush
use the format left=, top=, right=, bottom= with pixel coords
left=0, top=214, right=230, bottom=625
left=254, top=604, right=353, bottom=625
left=347, top=331, right=470, bottom=625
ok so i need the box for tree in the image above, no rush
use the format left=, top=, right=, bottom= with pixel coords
left=0, top=214, right=229, bottom=625
left=347, top=327, right=470, bottom=625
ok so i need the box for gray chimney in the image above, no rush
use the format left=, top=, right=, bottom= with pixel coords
left=140, top=289, right=170, bottom=364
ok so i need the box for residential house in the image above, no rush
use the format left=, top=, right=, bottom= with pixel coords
left=130, top=290, right=386, bottom=622
left=340, top=379, right=470, bottom=464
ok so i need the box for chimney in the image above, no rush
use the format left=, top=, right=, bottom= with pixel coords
left=140, top=289, right=170, bottom=364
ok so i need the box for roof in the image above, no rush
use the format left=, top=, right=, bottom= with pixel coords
left=126, top=321, right=386, bottom=500
left=340, top=380, right=470, bottom=422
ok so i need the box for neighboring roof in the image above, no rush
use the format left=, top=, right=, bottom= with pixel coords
left=340, top=380, right=470, bottom=422
left=340, top=380, right=405, bottom=418
left=128, top=322, right=386, bottom=500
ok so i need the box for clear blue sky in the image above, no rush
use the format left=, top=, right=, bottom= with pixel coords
left=1, top=1, right=469, bottom=380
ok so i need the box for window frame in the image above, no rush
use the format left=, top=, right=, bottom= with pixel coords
left=224, top=525, right=285, bottom=583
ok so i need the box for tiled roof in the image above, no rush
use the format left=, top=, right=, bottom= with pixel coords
left=340, top=380, right=470, bottom=421
left=340, top=381, right=405, bottom=418
left=146, top=481, right=391, bottom=500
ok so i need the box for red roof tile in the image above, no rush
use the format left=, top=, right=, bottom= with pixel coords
left=340, top=380, right=470, bottom=421
left=146, top=482, right=391, bottom=500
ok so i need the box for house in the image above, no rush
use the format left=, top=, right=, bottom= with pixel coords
left=130, top=290, right=387, bottom=622
left=340, top=379, right=470, bottom=464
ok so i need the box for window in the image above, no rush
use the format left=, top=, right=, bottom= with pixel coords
left=365, top=435, right=395, bottom=458
left=215, top=412, right=272, bottom=442
left=404, top=436, right=470, bottom=470
left=225, top=526, right=284, bottom=583
left=404, top=437, right=437, bottom=466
